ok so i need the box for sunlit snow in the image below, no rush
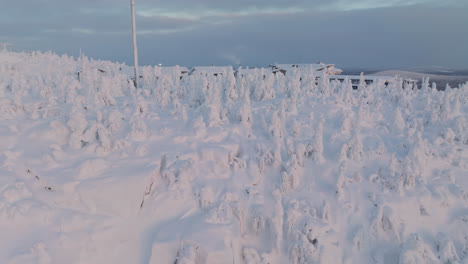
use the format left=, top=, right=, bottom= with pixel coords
left=0, top=50, right=467, bottom=264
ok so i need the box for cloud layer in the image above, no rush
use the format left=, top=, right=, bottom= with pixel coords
left=1, top=0, right=467, bottom=69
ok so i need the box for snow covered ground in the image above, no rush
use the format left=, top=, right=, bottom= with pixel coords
left=0, top=50, right=467, bottom=264
left=370, top=70, right=468, bottom=90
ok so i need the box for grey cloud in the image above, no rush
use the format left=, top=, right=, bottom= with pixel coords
left=137, top=5, right=468, bottom=69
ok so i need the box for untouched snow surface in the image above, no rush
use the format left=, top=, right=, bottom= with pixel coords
left=1, top=50, right=468, bottom=264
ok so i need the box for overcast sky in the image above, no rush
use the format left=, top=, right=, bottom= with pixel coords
left=1, top=0, right=467, bottom=69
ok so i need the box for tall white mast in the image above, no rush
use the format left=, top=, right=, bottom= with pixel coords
left=131, top=0, right=139, bottom=88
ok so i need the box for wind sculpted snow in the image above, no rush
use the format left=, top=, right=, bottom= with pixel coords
left=0, top=50, right=468, bottom=264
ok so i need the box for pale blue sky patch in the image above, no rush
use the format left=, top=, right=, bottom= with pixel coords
left=137, top=6, right=305, bottom=21
left=79, top=7, right=125, bottom=16
left=324, top=0, right=461, bottom=11
left=137, top=26, right=198, bottom=35
left=71, top=28, right=95, bottom=35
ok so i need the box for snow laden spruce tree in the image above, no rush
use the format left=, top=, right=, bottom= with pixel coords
left=130, top=0, right=139, bottom=88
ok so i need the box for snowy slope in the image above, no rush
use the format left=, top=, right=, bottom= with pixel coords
left=1, top=50, right=468, bottom=264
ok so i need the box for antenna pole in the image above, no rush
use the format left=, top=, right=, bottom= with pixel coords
left=131, top=0, right=139, bottom=88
